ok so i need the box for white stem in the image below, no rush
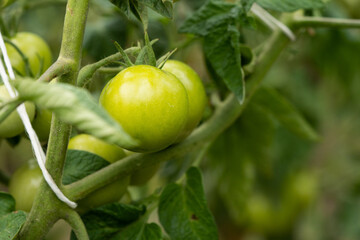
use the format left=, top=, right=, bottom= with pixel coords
left=251, top=3, right=296, bottom=41
left=0, top=32, right=77, bottom=209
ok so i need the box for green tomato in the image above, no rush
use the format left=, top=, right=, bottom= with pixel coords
left=5, top=32, right=52, bottom=77
left=100, top=65, right=189, bottom=153
left=8, top=159, right=42, bottom=212
left=162, top=60, right=207, bottom=141
left=32, top=108, right=52, bottom=142
left=0, top=85, right=36, bottom=138
left=68, top=134, right=129, bottom=211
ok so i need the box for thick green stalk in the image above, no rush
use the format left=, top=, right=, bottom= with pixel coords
left=64, top=29, right=291, bottom=201
left=18, top=0, right=89, bottom=239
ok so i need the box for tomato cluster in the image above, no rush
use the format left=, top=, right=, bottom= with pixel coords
left=100, top=60, right=207, bottom=153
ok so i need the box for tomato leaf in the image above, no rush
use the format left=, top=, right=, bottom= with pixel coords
left=13, top=79, right=139, bottom=150
left=62, top=150, right=110, bottom=185
left=0, top=192, right=15, bottom=216
left=158, top=167, right=218, bottom=240
left=179, top=0, right=245, bottom=103
left=257, top=0, right=325, bottom=12
left=0, top=211, right=27, bottom=240
left=71, top=203, right=146, bottom=240
left=110, top=0, right=173, bottom=21
left=252, top=87, right=319, bottom=141
left=115, top=221, right=162, bottom=240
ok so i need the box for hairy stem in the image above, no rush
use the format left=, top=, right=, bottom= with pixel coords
left=18, top=0, right=89, bottom=238
left=63, top=209, right=89, bottom=240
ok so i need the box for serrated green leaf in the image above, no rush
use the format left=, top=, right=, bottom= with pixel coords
left=116, top=221, right=163, bottom=240
left=0, top=192, right=15, bottom=216
left=257, top=0, right=324, bottom=12
left=110, top=0, right=173, bottom=20
left=158, top=167, right=218, bottom=240
left=62, top=150, right=110, bottom=185
left=71, top=203, right=146, bottom=240
left=204, top=23, right=245, bottom=102
left=253, top=87, right=319, bottom=141
left=0, top=211, right=27, bottom=240
left=179, top=0, right=245, bottom=102
left=13, top=79, right=139, bottom=150
left=240, top=0, right=256, bottom=12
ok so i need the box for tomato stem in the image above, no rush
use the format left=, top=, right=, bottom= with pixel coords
left=292, top=16, right=360, bottom=29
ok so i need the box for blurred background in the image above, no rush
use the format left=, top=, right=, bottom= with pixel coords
left=1, top=0, right=360, bottom=239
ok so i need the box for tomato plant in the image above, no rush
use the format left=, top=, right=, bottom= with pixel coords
left=1, top=1, right=360, bottom=240
left=100, top=65, right=189, bottom=152
left=5, top=32, right=52, bottom=77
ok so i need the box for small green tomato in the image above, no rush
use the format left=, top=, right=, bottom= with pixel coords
left=5, top=32, right=52, bottom=77
left=0, top=85, right=36, bottom=138
left=8, top=159, right=42, bottom=212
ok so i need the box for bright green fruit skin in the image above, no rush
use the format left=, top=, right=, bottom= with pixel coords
left=32, top=108, right=52, bottom=142
left=68, top=134, right=129, bottom=210
left=100, top=65, right=189, bottom=153
left=68, top=134, right=126, bottom=163
left=8, top=159, right=42, bottom=212
left=5, top=32, right=52, bottom=76
left=0, top=85, right=36, bottom=138
left=162, top=60, right=207, bottom=141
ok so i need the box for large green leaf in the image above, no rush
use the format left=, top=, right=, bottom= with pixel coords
left=62, top=150, right=110, bottom=185
left=257, top=0, right=325, bottom=12
left=158, top=167, right=218, bottom=240
left=252, top=87, right=318, bottom=141
left=71, top=203, right=146, bottom=240
left=0, top=211, right=27, bottom=240
left=13, top=79, right=139, bottom=150
left=116, top=221, right=162, bottom=240
left=0, top=192, right=15, bottom=216
left=179, top=0, right=245, bottom=102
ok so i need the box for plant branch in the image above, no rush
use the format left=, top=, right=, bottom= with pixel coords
left=37, top=58, right=73, bottom=82
left=63, top=209, right=89, bottom=240
left=293, top=16, right=360, bottom=29
left=77, top=46, right=141, bottom=87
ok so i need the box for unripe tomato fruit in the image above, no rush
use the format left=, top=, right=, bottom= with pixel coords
left=8, top=159, right=42, bottom=212
left=32, top=108, right=52, bottom=142
left=68, top=134, right=129, bottom=210
left=100, top=65, right=189, bottom=153
left=0, top=85, right=36, bottom=138
left=162, top=60, right=207, bottom=141
left=5, top=32, right=52, bottom=77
